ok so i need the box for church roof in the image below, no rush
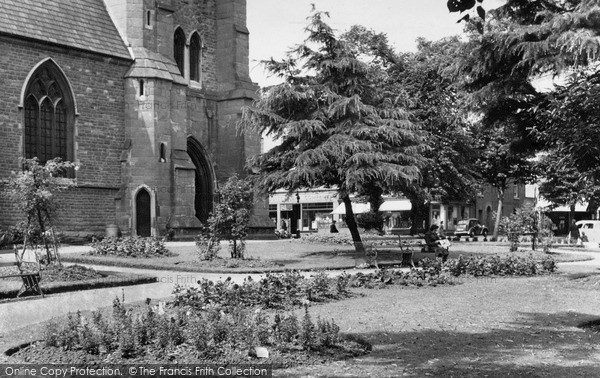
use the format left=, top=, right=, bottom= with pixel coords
left=125, top=47, right=187, bottom=85
left=0, top=0, right=131, bottom=60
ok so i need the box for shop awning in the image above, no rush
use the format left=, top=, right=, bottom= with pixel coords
left=537, top=198, right=588, bottom=212
left=379, top=199, right=412, bottom=212
left=330, top=202, right=370, bottom=215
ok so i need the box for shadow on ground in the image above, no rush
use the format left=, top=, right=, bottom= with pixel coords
left=279, top=311, right=600, bottom=377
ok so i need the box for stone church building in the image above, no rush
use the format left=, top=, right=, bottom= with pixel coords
left=0, top=0, right=271, bottom=240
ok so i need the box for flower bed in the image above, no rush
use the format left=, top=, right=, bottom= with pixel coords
left=419, top=254, right=557, bottom=277
left=300, top=233, right=398, bottom=247
left=173, top=271, right=352, bottom=311
left=90, top=237, right=174, bottom=258
left=11, top=298, right=370, bottom=366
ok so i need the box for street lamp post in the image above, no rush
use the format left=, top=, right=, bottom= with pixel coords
left=296, top=191, right=301, bottom=238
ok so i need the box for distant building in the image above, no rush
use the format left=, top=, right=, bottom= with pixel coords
left=473, top=182, right=536, bottom=233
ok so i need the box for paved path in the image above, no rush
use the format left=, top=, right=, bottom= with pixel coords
left=1, top=245, right=599, bottom=338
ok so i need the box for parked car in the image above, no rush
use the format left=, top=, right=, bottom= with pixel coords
left=454, top=218, right=488, bottom=239
left=575, top=220, right=600, bottom=244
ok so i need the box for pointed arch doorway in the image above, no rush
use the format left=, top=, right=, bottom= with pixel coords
left=136, top=188, right=152, bottom=237
left=187, top=138, right=214, bottom=222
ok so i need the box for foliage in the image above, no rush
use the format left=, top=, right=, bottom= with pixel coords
left=348, top=267, right=452, bottom=289
left=342, top=29, right=480, bottom=232
left=452, top=1, right=600, bottom=237
left=439, top=254, right=557, bottom=277
left=537, top=151, right=592, bottom=219
left=355, top=211, right=385, bottom=233
left=535, top=72, right=600, bottom=215
left=90, top=236, right=173, bottom=258
left=4, top=158, right=75, bottom=265
left=499, top=205, right=553, bottom=252
left=194, top=227, right=221, bottom=261
left=350, top=253, right=556, bottom=288
left=172, top=271, right=352, bottom=311
left=0, top=225, right=23, bottom=249
left=241, top=10, right=426, bottom=255
left=41, top=298, right=346, bottom=358
left=199, top=175, right=253, bottom=259
left=533, top=210, right=556, bottom=253
left=300, top=233, right=354, bottom=246
left=399, top=37, right=480, bottom=230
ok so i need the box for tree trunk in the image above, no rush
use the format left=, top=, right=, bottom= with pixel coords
left=531, top=210, right=538, bottom=251
left=342, top=195, right=365, bottom=256
left=367, top=186, right=385, bottom=233
left=36, top=208, right=52, bottom=264
left=408, top=196, right=429, bottom=235
left=50, top=228, right=62, bottom=267
left=569, top=203, right=575, bottom=228
left=493, top=188, right=504, bottom=240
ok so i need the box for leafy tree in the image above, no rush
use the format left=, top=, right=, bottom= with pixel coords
left=4, top=158, right=75, bottom=266
left=395, top=38, right=480, bottom=232
left=449, top=1, right=600, bottom=236
left=201, top=175, right=254, bottom=259
left=449, top=1, right=580, bottom=238
left=241, top=10, right=426, bottom=258
left=536, top=151, right=594, bottom=224
left=343, top=29, right=480, bottom=233
left=535, top=72, right=600, bottom=216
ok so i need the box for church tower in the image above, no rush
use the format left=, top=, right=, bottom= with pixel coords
left=104, top=0, right=272, bottom=238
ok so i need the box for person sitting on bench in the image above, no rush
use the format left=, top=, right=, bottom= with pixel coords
left=424, top=224, right=449, bottom=262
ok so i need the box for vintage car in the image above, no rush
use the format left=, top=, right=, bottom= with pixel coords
left=454, top=218, right=488, bottom=239
left=575, top=220, right=600, bottom=244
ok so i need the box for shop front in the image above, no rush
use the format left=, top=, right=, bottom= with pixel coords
left=269, top=189, right=339, bottom=234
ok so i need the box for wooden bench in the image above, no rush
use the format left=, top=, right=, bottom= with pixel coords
left=0, top=249, right=44, bottom=298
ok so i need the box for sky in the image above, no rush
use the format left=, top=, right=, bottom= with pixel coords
left=247, top=0, right=504, bottom=87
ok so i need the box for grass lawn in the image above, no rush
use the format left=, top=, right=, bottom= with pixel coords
left=60, top=239, right=593, bottom=273
left=274, top=273, right=600, bottom=377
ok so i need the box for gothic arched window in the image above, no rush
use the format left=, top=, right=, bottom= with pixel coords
left=174, top=27, right=186, bottom=77
left=189, top=32, right=201, bottom=82
left=23, top=63, right=74, bottom=169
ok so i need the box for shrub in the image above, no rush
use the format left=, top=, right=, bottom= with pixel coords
left=299, top=305, right=316, bottom=350
left=90, top=236, right=173, bottom=258
left=440, top=254, right=556, bottom=277
left=172, top=271, right=350, bottom=311
left=195, top=231, right=220, bottom=261
left=348, top=268, right=451, bottom=289
left=40, top=299, right=343, bottom=358
left=4, top=158, right=76, bottom=265
left=499, top=205, right=554, bottom=252
left=198, top=175, right=254, bottom=260
left=317, top=317, right=340, bottom=347
left=355, top=211, right=385, bottom=233
left=273, top=313, right=300, bottom=344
